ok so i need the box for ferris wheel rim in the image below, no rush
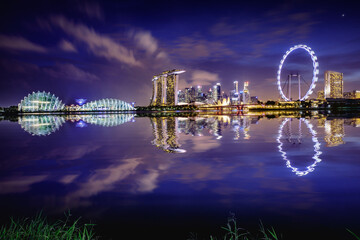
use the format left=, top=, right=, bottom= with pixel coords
left=277, top=44, right=319, bottom=101
left=276, top=118, right=322, bottom=176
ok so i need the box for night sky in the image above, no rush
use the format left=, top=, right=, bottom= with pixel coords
left=0, top=0, right=359, bottom=106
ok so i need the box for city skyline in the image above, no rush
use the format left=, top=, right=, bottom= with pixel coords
left=0, top=0, right=359, bottom=106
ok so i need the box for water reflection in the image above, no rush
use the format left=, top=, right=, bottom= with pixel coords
left=1, top=114, right=360, bottom=216
left=150, top=115, right=259, bottom=153
left=18, top=115, right=65, bottom=136
left=324, top=118, right=345, bottom=147
left=277, top=118, right=322, bottom=176
left=150, top=117, right=185, bottom=153
left=18, top=114, right=135, bottom=136
left=177, top=115, right=257, bottom=140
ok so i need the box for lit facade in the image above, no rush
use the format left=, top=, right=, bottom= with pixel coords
left=324, top=71, right=343, bottom=98
left=150, top=69, right=185, bottom=106
left=18, top=91, right=65, bottom=112
left=213, top=83, right=221, bottom=103
left=243, top=81, right=250, bottom=104
left=79, top=99, right=135, bottom=111
left=344, top=90, right=360, bottom=99
left=317, top=90, right=325, bottom=100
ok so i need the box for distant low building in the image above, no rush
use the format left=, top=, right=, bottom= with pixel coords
left=344, top=90, right=360, bottom=99
left=317, top=90, right=325, bottom=100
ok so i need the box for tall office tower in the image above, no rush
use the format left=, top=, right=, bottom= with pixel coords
left=196, top=86, right=202, bottom=102
left=324, top=71, right=343, bottom=99
left=188, top=86, right=196, bottom=103
left=234, top=81, right=239, bottom=93
left=150, top=69, right=185, bottom=106
left=184, top=88, right=190, bottom=103
left=213, top=83, right=221, bottom=103
left=243, top=81, right=250, bottom=104
left=178, top=90, right=185, bottom=103
left=232, top=81, right=239, bottom=104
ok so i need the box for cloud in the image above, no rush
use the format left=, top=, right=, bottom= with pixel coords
left=43, top=63, right=100, bottom=83
left=130, top=30, right=169, bottom=62
left=172, top=35, right=234, bottom=60
left=58, top=39, right=77, bottom=52
left=187, top=70, right=220, bottom=88
left=0, top=35, right=47, bottom=53
left=78, top=1, right=104, bottom=20
left=210, top=19, right=247, bottom=36
left=132, top=30, right=158, bottom=54
left=50, top=15, right=142, bottom=67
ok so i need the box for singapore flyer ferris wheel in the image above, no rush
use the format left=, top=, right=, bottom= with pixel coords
left=277, top=44, right=319, bottom=101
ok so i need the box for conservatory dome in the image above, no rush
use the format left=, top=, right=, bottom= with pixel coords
left=18, top=91, right=65, bottom=112
left=79, top=98, right=135, bottom=111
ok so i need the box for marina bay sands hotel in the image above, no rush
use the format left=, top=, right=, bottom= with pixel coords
left=150, top=69, right=185, bottom=106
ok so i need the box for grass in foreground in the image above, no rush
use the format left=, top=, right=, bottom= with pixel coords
left=189, top=214, right=360, bottom=240
left=188, top=214, right=281, bottom=240
left=0, top=211, right=98, bottom=240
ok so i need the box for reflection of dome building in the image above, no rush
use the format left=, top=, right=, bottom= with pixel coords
left=79, top=99, right=135, bottom=111
left=80, top=114, right=135, bottom=127
left=18, top=91, right=65, bottom=112
left=324, top=119, right=345, bottom=147
left=18, top=115, right=65, bottom=136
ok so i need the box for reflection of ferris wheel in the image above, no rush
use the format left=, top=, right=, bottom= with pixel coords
left=277, top=45, right=319, bottom=101
left=277, top=118, right=322, bottom=176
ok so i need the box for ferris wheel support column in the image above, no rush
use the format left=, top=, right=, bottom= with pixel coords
left=288, top=75, right=291, bottom=100
left=298, top=74, right=301, bottom=100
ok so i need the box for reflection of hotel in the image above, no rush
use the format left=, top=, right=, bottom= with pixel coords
left=324, top=119, right=345, bottom=147
left=150, top=117, right=185, bottom=153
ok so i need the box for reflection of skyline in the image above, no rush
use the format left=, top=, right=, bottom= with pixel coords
left=18, top=114, right=135, bottom=136
left=277, top=118, right=322, bottom=176
left=177, top=115, right=258, bottom=139
left=1, top=115, right=360, bottom=216
left=150, top=115, right=260, bottom=153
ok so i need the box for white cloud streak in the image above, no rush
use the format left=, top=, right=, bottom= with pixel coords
left=50, top=15, right=142, bottom=67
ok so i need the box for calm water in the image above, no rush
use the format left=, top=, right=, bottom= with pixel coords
left=1, top=112, right=360, bottom=239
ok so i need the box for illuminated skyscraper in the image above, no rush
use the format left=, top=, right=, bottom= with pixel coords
left=234, top=81, right=239, bottom=93
left=243, top=81, right=250, bottom=104
left=213, top=83, right=221, bottom=103
left=231, top=81, right=240, bottom=104
left=150, top=69, right=185, bottom=106
left=324, top=71, right=343, bottom=99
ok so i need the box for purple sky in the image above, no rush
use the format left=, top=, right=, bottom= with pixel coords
left=0, top=0, right=359, bottom=106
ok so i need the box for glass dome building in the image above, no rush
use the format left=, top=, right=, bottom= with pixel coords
left=79, top=99, right=135, bottom=111
left=18, top=91, right=65, bottom=112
